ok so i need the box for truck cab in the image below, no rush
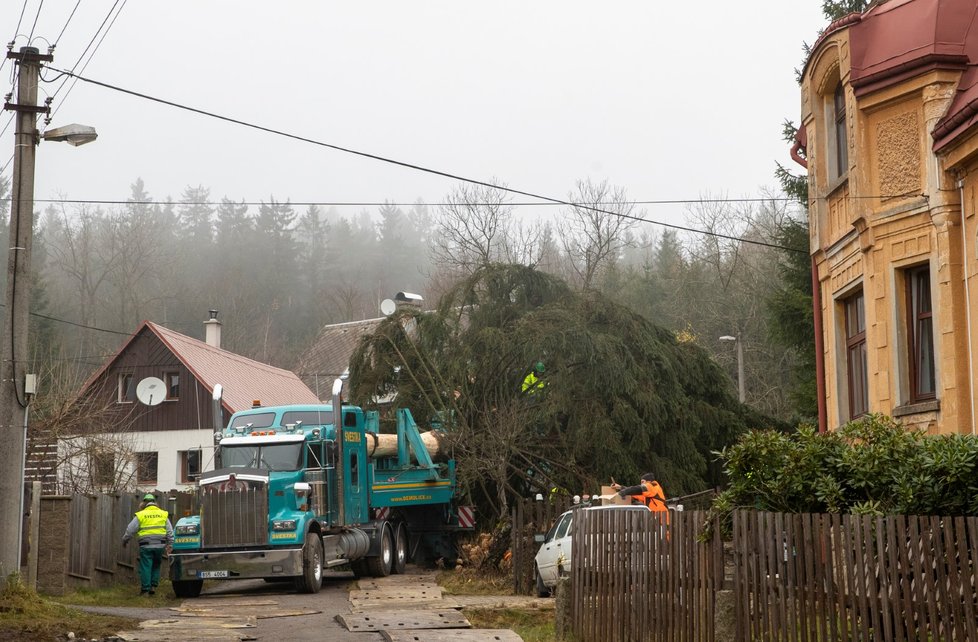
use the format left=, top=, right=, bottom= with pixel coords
left=169, top=382, right=469, bottom=598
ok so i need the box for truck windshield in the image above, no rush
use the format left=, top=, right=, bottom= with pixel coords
left=220, top=443, right=304, bottom=471
left=229, top=412, right=276, bottom=430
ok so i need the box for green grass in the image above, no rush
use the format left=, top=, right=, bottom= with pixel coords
left=466, top=607, right=558, bottom=642
left=437, top=569, right=561, bottom=641
left=437, top=568, right=514, bottom=595
left=59, top=576, right=182, bottom=608
left=0, top=576, right=139, bottom=642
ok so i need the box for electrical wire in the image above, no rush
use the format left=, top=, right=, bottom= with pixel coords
left=16, top=193, right=917, bottom=208
left=26, top=0, right=44, bottom=45
left=47, top=0, right=122, bottom=114
left=0, top=0, right=32, bottom=78
left=43, top=67, right=809, bottom=254
left=52, top=0, right=82, bottom=49
left=26, top=309, right=131, bottom=335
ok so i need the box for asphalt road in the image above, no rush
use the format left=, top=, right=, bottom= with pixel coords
left=77, top=570, right=382, bottom=641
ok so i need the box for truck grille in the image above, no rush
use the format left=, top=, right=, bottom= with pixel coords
left=201, top=487, right=268, bottom=547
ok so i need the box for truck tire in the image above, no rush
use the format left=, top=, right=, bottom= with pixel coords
left=172, top=579, right=204, bottom=598
left=392, top=522, right=408, bottom=574
left=367, top=524, right=393, bottom=577
left=294, top=534, right=323, bottom=593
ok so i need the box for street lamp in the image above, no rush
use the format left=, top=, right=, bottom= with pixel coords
left=42, top=123, right=98, bottom=146
left=0, top=46, right=97, bottom=586
left=719, top=335, right=745, bottom=403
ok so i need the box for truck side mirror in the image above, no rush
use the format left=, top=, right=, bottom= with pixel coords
left=534, top=533, right=545, bottom=544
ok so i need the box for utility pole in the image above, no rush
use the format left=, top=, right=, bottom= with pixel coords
left=0, top=46, right=50, bottom=587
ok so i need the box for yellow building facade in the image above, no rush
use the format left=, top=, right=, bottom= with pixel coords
left=800, top=0, right=978, bottom=434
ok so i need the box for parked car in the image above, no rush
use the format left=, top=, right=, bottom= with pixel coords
left=533, top=504, right=647, bottom=597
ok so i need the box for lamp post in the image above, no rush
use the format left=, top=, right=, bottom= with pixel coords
left=719, top=335, right=745, bottom=403
left=0, top=46, right=96, bottom=586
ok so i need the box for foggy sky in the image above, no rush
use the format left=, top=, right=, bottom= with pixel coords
left=2, top=1, right=825, bottom=228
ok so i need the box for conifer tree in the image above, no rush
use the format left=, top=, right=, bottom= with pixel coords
left=350, top=264, right=776, bottom=521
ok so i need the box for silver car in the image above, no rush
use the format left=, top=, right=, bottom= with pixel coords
left=533, top=504, right=647, bottom=596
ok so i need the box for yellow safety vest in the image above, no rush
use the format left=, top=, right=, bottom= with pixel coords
left=136, top=505, right=168, bottom=537
left=522, top=372, right=545, bottom=394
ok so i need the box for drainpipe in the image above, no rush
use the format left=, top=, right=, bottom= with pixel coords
left=958, top=179, right=976, bottom=435
left=812, top=256, right=828, bottom=433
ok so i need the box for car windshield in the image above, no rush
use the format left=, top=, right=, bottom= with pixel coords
left=219, top=443, right=303, bottom=471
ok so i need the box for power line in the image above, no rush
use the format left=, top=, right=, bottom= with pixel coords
left=25, top=197, right=789, bottom=207
left=18, top=193, right=915, bottom=208
left=44, top=67, right=809, bottom=254
left=52, top=0, right=82, bottom=49
left=46, top=0, right=124, bottom=121
left=27, top=310, right=131, bottom=335
left=27, top=0, right=44, bottom=45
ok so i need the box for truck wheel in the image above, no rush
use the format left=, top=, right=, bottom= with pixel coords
left=535, top=566, right=551, bottom=598
left=367, top=524, right=393, bottom=577
left=294, top=534, right=323, bottom=593
left=392, top=522, right=408, bottom=574
left=172, top=579, right=204, bottom=598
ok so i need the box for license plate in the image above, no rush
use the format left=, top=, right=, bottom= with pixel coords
left=198, top=570, right=229, bottom=579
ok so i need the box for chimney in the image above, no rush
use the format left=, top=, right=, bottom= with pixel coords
left=204, top=309, right=222, bottom=348
left=394, top=291, right=423, bottom=310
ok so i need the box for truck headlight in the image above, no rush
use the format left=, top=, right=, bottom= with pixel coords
left=175, top=524, right=200, bottom=536
left=272, top=520, right=297, bottom=531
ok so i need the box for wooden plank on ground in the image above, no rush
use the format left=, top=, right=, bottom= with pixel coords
left=173, top=605, right=321, bottom=619
left=117, top=616, right=257, bottom=641
left=336, top=609, right=471, bottom=632
left=350, top=587, right=444, bottom=600
left=358, top=574, right=439, bottom=586
left=381, top=629, right=523, bottom=642
left=351, top=597, right=461, bottom=611
left=358, top=578, right=439, bottom=590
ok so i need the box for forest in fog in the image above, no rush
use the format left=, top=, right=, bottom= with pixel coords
left=0, top=174, right=812, bottom=424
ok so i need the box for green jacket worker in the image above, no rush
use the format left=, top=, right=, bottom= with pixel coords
left=122, top=493, right=174, bottom=595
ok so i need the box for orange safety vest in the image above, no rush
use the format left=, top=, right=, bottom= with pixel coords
left=632, top=480, right=667, bottom=513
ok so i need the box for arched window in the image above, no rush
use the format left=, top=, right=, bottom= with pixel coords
left=833, top=83, right=848, bottom=179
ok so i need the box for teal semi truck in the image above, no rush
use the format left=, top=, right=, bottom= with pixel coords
left=168, top=379, right=471, bottom=597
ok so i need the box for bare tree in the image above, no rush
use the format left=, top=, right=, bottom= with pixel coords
left=558, top=179, right=638, bottom=290
left=431, top=180, right=539, bottom=273
left=28, top=360, right=144, bottom=494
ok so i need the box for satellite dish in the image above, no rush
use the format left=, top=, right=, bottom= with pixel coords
left=380, top=298, right=396, bottom=316
left=136, top=377, right=166, bottom=406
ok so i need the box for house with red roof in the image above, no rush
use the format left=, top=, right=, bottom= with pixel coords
left=59, top=312, right=320, bottom=492
left=797, top=0, right=978, bottom=433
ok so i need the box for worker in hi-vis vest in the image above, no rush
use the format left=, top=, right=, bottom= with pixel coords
left=612, top=473, right=669, bottom=514
left=522, top=361, right=547, bottom=394
left=122, top=493, right=174, bottom=595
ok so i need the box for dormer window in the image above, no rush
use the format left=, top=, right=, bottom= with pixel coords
left=833, top=82, right=848, bottom=179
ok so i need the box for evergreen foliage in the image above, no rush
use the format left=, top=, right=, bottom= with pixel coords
left=349, top=264, right=778, bottom=521
left=822, top=0, right=869, bottom=21
left=713, top=414, right=978, bottom=521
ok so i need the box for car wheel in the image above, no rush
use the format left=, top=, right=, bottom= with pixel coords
left=535, top=566, right=551, bottom=598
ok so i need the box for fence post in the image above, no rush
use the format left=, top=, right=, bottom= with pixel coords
left=26, top=481, right=40, bottom=589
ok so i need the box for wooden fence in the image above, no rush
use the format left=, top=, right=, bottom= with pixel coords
left=732, top=511, right=978, bottom=642
left=510, top=495, right=572, bottom=594
left=563, top=509, right=978, bottom=642
left=570, top=509, right=723, bottom=642
left=21, top=487, right=196, bottom=594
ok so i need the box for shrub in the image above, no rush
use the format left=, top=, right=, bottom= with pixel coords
left=712, top=413, right=978, bottom=521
